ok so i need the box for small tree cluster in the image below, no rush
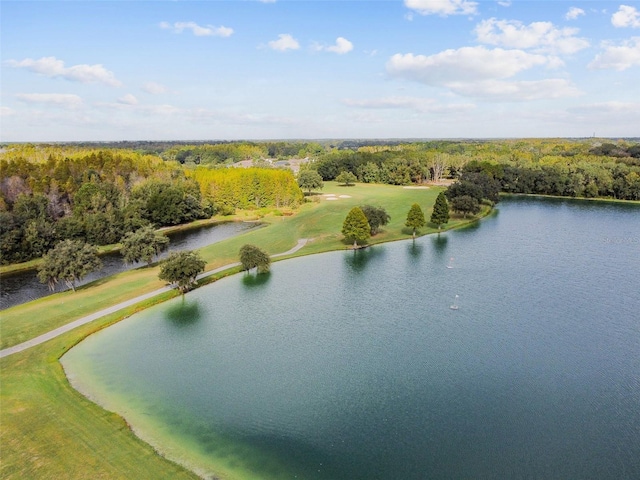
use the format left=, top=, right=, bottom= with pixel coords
left=239, top=244, right=271, bottom=274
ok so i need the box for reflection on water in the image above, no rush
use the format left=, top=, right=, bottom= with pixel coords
left=165, top=299, right=202, bottom=327
left=407, top=239, right=424, bottom=259
left=343, top=246, right=385, bottom=273
left=1, top=222, right=259, bottom=310
left=241, top=271, right=272, bottom=288
left=63, top=198, right=640, bottom=480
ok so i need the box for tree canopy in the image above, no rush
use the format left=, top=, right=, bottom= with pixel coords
left=158, top=250, right=206, bottom=294
left=120, top=226, right=169, bottom=265
left=37, top=239, right=102, bottom=292
left=451, top=195, right=481, bottom=218
left=335, top=171, right=357, bottom=186
left=360, top=205, right=390, bottom=235
left=405, top=203, right=426, bottom=236
left=239, top=244, right=271, bottom=274
left=297, top=169, right=324, bottom=193
left=430, top=192, right=450, bottom=229
left=342, top=207, right=370, bottom=247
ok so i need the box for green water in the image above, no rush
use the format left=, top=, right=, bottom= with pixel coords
left=63, top=197, right=640, bottom=479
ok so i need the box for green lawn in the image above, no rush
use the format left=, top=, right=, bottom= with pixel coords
left=0, top=182, right=479, bottom=480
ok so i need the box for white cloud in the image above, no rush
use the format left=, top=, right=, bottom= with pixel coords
left=117, top=94, right=139, bottom=105
left=611, top=5, right=640, bottom=28
left=314, top=37, right=354, bottom=54
left=343, top=96, right=475, bottom=113
left=446, top=78, right=582, bottom=100
left=565, top=7, right=586, bottom=20
left=497, top=1, right=511, bottom=7
left=160, top=21, right=233, bottom=37
left=569, top=101, right=640, bottom=116
left=386, top=47, right=579, bottom=101
left=6, top=57, right=122, bottom=87
left=386, top=47, right=553, bottom=85
left=475, top=18, right=589, bottom=54
left=267, top=34, right=300, bottom=51
left=15, top=93, right=83, bottom=109
left=142, top=82, right=169, bottom=95
left=1, top=106, right=16, bottom=116
left=404, top=0, right=478, bottom=16
left=588, top=37, right=640, bottom=70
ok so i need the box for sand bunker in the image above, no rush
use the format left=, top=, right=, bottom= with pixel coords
left=403, top=186, right=429, bottom=189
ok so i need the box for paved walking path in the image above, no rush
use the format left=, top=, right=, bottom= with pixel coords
left=0, top=239, right=309, bottom=359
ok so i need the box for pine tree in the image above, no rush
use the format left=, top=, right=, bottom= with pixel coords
left=342, top=207, right=371, bottom=247
left=430, top=192, right=450, bottom=229
left=405, top=203, right=426, bottom=237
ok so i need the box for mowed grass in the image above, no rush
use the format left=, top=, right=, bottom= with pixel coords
left=0, top=182, right=479, bottom=480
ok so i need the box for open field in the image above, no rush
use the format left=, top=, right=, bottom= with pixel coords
left=1, top=182, right=479, bottom=479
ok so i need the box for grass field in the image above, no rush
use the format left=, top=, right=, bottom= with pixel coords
left=0, top=182, right=479, bottom=479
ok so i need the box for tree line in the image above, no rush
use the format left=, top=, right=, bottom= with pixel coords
left=0, top=147, right=304, bottom=264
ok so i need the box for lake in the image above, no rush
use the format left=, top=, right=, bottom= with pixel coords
left=62, top=197, right=640, bottom=480
left=0, top=221, right=259, bottom=310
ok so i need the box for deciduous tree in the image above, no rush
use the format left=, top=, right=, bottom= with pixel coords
left=405, top=203, right=426, bottom=237
left=120, top=226, right=169, bottom=266
left=37, top=239, right=103, bottom=292
left=239, top=244, right=271, bottom=274
left=297, top=169, right=324, bottom=193
left=342, top=207, right=370, bottom=247
left=159, top=250, right=206, bottom=294
left=335, top=171, right=357, bottom=186
left=360, top=205, right=390, bottom=235
left=451, top=195, right=480, bottom=218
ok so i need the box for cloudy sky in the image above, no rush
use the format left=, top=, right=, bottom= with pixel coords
left=1, top=0, right=640, bottom=141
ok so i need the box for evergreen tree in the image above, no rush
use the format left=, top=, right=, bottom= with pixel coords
left=430, top=192, right=450, bottom=229
left=342, top=207, right=371, bottom=247
left=405, top=203, right=426, bottom=237
left=159, top=250, right=206, bottom=294
left=239, top=244, right=271, bottom=274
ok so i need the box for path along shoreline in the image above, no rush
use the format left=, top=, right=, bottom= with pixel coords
left=0, top=239, right=309, bottom=359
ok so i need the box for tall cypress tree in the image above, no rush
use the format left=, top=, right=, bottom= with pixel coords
left=342, top=207, right=371, bottom=247
left=430, top=191, right=450, bottom=229
left=405, top=203, right=426, bottom=237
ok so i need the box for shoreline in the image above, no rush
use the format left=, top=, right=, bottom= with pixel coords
left=9, top=191, right=632, bottom=479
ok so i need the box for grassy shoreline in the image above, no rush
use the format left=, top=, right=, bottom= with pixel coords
left=0, top=183, right=507, bottom=479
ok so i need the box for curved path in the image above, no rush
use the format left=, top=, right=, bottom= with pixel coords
left=0, top=239, right=309, bottom=359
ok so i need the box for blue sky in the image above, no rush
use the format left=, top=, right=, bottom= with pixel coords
left=1, top=0, right=639, bottom=141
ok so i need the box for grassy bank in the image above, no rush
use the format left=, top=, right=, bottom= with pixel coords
left=1, top=182, right=482, bottom=479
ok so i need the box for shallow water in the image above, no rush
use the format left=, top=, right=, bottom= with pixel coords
left=63, top=198, right=640, bottom=479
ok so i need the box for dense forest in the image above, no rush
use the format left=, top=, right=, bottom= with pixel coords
left=0, top=146, right=303, bottom=264
left=1, top=138, right=638, bottom=265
